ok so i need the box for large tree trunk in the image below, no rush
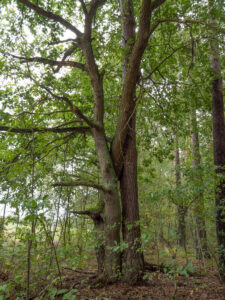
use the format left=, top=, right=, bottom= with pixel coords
left=119, top=0, right=144, bottom=282
left=92, top=125, right=121, bottom=280
left=83, top=40, right=121, bottom=279
left=191, top=109, right=210, bottom=260
left=209, top=16, right=225, bottom=280
left=120, top=114, right=144, bottom=282
left=174, top=134, right=186, bottom=249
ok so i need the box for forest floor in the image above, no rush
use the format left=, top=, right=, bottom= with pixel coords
left=52, top=265, right=225, bottom=300
left=1, top=256, right=225, bottom=299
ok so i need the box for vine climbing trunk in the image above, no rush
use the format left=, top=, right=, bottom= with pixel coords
left=119, top=0, right=144, bottom=282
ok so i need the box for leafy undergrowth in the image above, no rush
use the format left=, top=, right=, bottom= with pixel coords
left=1, top=261, right=225, bottom=300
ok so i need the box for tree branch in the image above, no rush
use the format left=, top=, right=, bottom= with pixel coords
left=72, top=106, right=100, bottom=129
left=0, top=125, right=90, bottom=134
left=151, top=0, right=166, bottom=11
left=71, top=209, right=104, bottom=223
left=53, top=181, right=110, bottom=192
left=71, top=209, right=102, bottom=216
left=49, top=39, right=76, bottom=45
left=111, top=0, right=153, bottom=175
left=35, top=82, right=98, bottom=129
left=16, top=110, right=73, bottom=116
left=18, top=0, right=82, bottom=37
left=89, top=0, right=107, bottom=21
left=33, top=84, right=97, bottom=129
left=79, top=0, right=88, bottom=16
left=36, top=84, right=74, bottom=109
left=54, top=43, right=79, bottom=73
left=10, top=54, right=86, bottom=72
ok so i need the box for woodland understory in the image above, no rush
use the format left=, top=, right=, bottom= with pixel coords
left=0, top=0, right=225, bottom=299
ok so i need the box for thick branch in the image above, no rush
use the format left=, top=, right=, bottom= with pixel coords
left=79, top=0, right=88, bottom=15
left=112, top=0, right=155, bottom=175
left=0, top=125, right=90, bottom=134
left=151, top=0, right=166, bottom=11
left=18, top=0, right=82, bottom=36
left=89, top=0, right=107, bottom=21
left=53, top=181, right=110, bottom=192
left=72, top=106, right=100, bottom=129
left=11, top=54, right=86, bottom=72
left=71, top=210, right=93, bottom=216
left=71, top=209, right=102, bottom=217
left=71, top=209, right=104, bottom=223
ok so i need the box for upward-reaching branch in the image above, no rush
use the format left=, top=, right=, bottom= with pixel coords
left=89, top=0, right=108, bottom=22
left=151, top=0, right=166, bottom=11
left=112, top=0, right=167, bottom=175
left=18, top=0, right=83, bottom=37
left=81, top=1, right=107, bottom=125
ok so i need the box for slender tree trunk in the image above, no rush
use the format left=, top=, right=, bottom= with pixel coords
left=119, top=0, right=144, bottom=282
left=0, top=192, right=7, bottom=238
left=191, top=108, right=210, bottom=259
left=174, top=134, right=186, bottom=249
left=209, top=12, right=225, bottom=280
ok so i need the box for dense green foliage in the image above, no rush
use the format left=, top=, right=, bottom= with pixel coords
left=0, top=0, right=224, bottom=298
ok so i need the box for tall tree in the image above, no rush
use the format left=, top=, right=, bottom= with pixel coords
left=119, top=0, right=144, bottom=282
left=209, top=1, right=225, bottom=281
left=191, top=108, right=210, bottom=260
left=0, top=0, right=166, bottom=281
left=174, top=134, right=186, bottom=249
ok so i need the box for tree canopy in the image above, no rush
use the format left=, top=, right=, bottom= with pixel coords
left=0, top=0, right=225, bottom=298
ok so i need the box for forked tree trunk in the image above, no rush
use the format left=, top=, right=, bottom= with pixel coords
left=191, top=108, right=210, bottom=260
left=209, top=11, right=225, bottom=280
left=16, top=0, right=164, bottom=282
left=174, top=134, right=186, bottom=249
left=119, top=0, right=144, bottom=282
